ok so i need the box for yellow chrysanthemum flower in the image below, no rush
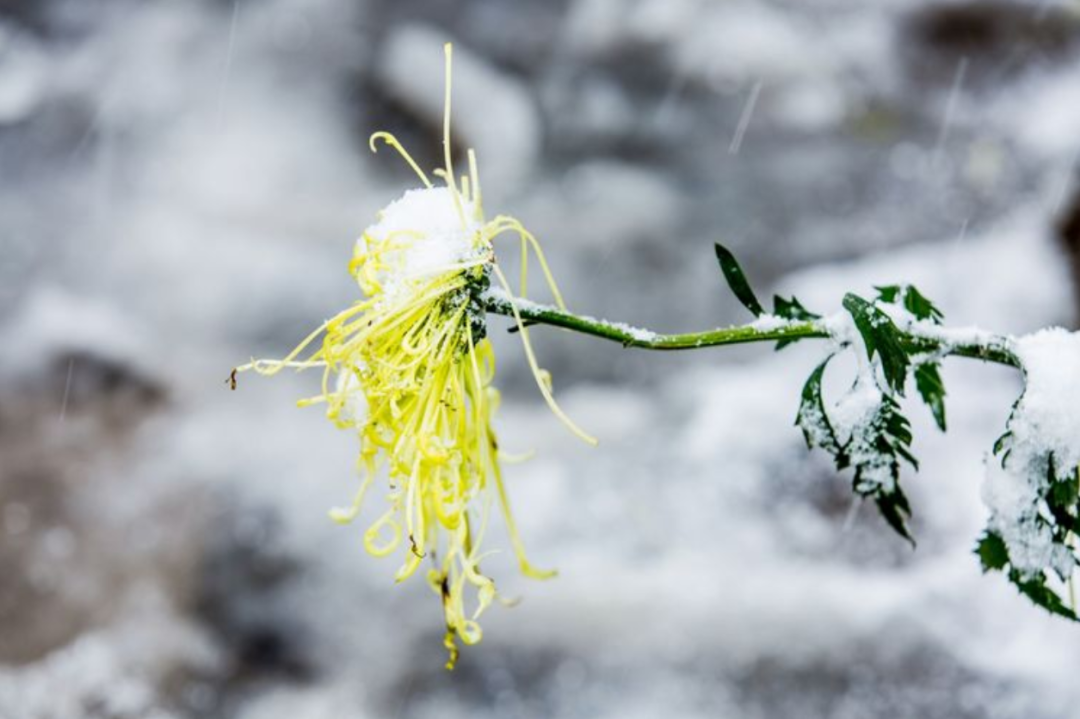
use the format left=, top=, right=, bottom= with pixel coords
left=235, top=43, right=594, bottom=668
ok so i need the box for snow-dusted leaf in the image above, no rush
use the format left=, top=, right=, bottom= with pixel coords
left=773, top=295, right=821, bottom=350
left=848, top=395, right=917, bottom=544
left=1049, top=468, right=1079, bottom=515
left=1046, top=462, right=1080, bottom=536
left=875, top=284, right=944, bottom=324
left=795, top=357, right=847, bottom=465
left=773, top=294, right=820, bottom=322
left=842, top=293, right=909, bottom=396
left=902, top=285, right=944, bottom=325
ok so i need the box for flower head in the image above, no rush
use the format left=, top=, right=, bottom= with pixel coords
left=236, top=43, right=593, bottom=667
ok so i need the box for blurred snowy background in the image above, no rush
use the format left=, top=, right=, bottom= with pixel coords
left=3, top=0, right=1080, bottom=717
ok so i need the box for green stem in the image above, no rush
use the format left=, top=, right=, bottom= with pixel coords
left=483, top=294, right=1021, bottom=369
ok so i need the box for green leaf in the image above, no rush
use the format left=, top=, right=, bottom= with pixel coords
left=842, top=293, right=910, bottom=396
left=874, top=284, right=945, bottom=325
left=1050, top=467, right=1080, bottom=510
left=976, top=531, right=1009, bottom=572
left=980, top=527, right=1078, bottom=620
left=1008, top=570, right=1078, bottom=621
left=993, top=394, right=1025, bottom=458
left=798, top=366, right=918, bottom=544
left=795, top=358, right=847, bottom=466
left=875, top=285, right=902, bottom=304
left=987, top=399, right=1080, bottom=620
left=914, top=362, right=947, bottom=431
left=773, top=295, right=820, bottom=322
left=882, top=398, right=915, bottom=450
left=903, top=285, right=944, bottom=325
left=1046, top=462, right=1080, bottom=536
left=896, top=443, right=920, bottom=470
left=875, top=485, right=915, bottom=546
left=714, top=243, right=764, bottom=317
left=849, top=395, right=918, bottom=544
left=772, top=295, right=821, bottom=350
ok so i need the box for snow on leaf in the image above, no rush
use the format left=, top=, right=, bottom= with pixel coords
left=773, top=294, right=821, bottom=350
left=980, top=329, right=1080, bottom=617
left=845, top=393, right=918, bottom=545
left=795, top=356, right=847, bottom=464
left=842, top=293, right=909, bottom=396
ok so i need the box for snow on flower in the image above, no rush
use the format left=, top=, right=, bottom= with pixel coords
left=234, top=43, right=594, bottom=667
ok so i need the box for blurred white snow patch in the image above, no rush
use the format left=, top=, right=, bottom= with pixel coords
left=558, top=384, right=653, bottom=441
left=562, top=0, right=698, bottom=55
left=53, top=3, right=218, bottom=125
left=548, top=72, right=640, bottom=141
left=90, top=187, right=354, bottom=351
left=0, top=287, right=156, bottom=380
left=960, top=586, right=1080, bottom=690
left=0, top=587, right=217, bottom=719
left=523, top=161, right=683, bottom=251
left=144, top=102, right=366, bottom=233
left=566, top=0, right=835, bottom=85
left=1002, top=69, right=1080, bottom=159
left=677, top=352, right=810, bottom=463
left=159, top=380, right=358, bottom=547
left=566, top=0, right=893, bottom=112
left=561, top=0, right=630, bottom=55
left=778, top=209, right=1074, bottom=332
left=510, top=544, right=944, bottom=670
left=772, top=80, right=849, bottom=132
left=377, top=25, right=540, bottom=192
left=676, top=3, right=835, bottom=87
left=237, top=684, right=369, bottom=719
left=111, top=12, right=370, bottom=236
left=0, top=25, right=49, bottom=123
left=51, top=0, right=372, bottom=265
